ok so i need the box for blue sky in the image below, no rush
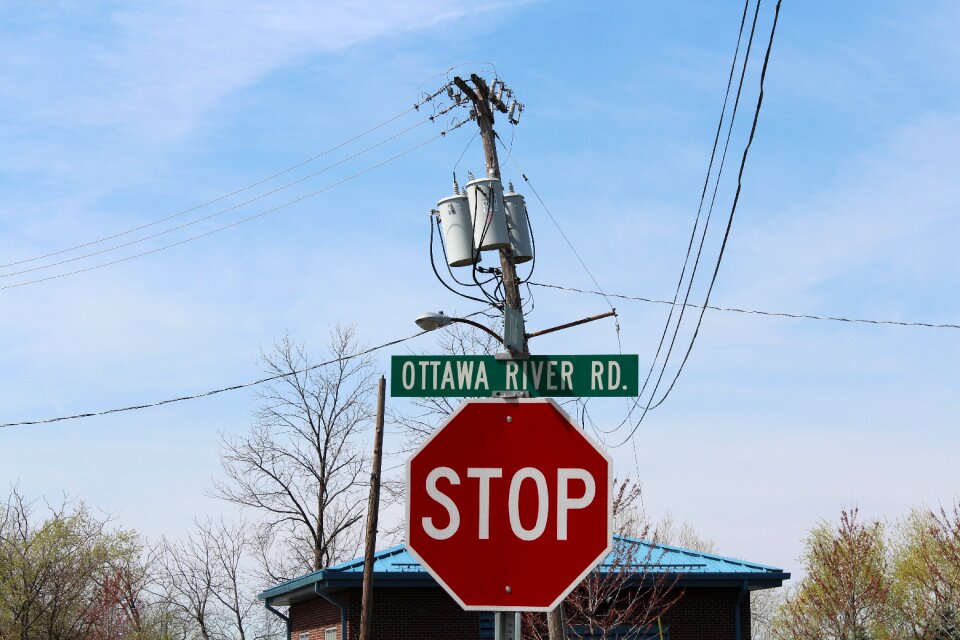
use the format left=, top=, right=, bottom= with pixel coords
left=1, top=0, right=958, bottom=580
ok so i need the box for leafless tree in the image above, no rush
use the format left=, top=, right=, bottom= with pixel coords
left=156, top=528, right=218, bottom=640
left=523, top=477, right=683, bottom=640
left=751, top=588, right=783, bottom=640
left=203, top=520, right=257, bottom=640
left=390, top=320, right=501, bottom=450
left=214, top=328, right=376, bottom=577
left=156, top=518, right=261, bottom=640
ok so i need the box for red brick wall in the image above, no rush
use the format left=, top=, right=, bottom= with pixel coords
left=290, top=596, right=343, bottom=640
left=291, top=587, right=482, bottom=640
left=665, top=588, right=751, bottom=640
left=288, top=585, right=752, bottom=640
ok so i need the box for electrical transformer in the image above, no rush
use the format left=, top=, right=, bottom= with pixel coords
left=436, top=190, right=476, bottom=267
left=465, top=176, right=510, bottom=252
left=503, top=182, right=533, bottom=263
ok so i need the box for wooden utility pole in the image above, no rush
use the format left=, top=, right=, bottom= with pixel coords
left=453, top=74, right=527, bottom=354
left=359, top=375, right=386, bottom=640
left=455, top=74, right=568, bottom=639
left=547, top=605, right=566, bottom=639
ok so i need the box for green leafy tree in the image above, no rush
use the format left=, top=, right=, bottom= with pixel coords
left=889, top=503, right=960, bottom=640
left=0, top=488, right=151, bottom=640
left=773, top=508, right=891, bottom=640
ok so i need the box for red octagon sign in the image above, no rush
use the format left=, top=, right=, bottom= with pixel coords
left=406, top=398, right=612, bottom=611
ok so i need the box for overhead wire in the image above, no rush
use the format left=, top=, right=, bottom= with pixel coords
left=0, top=332, right=426, bottom=428
left=616, top=0, right=761, bottom=437
left=0, top=308, right=494, bottom=429
left=646, top=0, right=784, bottom=410
left=496, top=136, right=621, bottom=351
left=529, top=281, right=960, bottom=330
left=2, top=117, right=435, bottom=280
left=613, top=0, right=782, bottom=448
left=630, top=0, right=752, bottom=406
left=2, top=131, right=449, bottom=291
left=1, top=94, right=448, bottom=271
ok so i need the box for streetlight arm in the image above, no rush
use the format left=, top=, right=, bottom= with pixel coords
left=525, top=309, right=617, bottom=340
left=447, top=317, right=504, bottom=344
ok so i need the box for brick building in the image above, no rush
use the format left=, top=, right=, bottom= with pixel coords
left=259, top=536, right=789, bottom=640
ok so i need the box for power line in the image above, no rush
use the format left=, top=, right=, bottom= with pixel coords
left=0, top=307, right=493, bottom=429
left=0, top=332, right=427, bottom=429
left=2, top=117, right=434, bottom=279
left=2, top=130, right=452, bottom=291
left=633, top=0, right=753, bottom=405
left=528, top=281, right=960, bottom=330
left=497, top=139, right=622, bottom=351
left=646, top=0, right=783, bottom=412
left=629, top=0, right=764, bottom=426
left=612, top=0, right=783, bottom=448
left=1, top=93, right=448, bottom=271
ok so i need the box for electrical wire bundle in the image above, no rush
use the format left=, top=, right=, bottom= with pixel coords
left=597, top=0, right=784, bottom=447
left=1, top=82, right=468, bottom=291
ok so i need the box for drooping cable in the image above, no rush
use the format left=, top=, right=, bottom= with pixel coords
left=630, top=0, right=753, bottom=404
left=429, top=214, right=492, bottom=306
left=1, top=93, right=449, bottom=271
left=0, top=308, right=495, bottom=429
left=646, top=0, right=783, bottom=411
left=2, top=118, right=435, bottom=280
left=3, top=132, right=447, bottom=291
left=613, top=0, right=782, bottom=447
left=530, top=281, right=959, bottom=330
left=589, top=0, right=759, bottom=438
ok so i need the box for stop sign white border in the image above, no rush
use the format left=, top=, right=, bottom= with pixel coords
left=405, top=397, right=613, bottom=612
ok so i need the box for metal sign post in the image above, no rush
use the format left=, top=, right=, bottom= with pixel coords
left=494, top=611, right=522, bottom=640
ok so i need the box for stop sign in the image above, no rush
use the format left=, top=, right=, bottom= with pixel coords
left=406, top=398, right=611, bottom=611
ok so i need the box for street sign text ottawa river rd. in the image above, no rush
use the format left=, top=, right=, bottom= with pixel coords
left=406, top=398, right=612, bottom=611
left=391, top=354, right=638, bottom=397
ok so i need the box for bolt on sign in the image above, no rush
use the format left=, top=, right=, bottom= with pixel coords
left=391, top=354, right=638, bottom=397
left=406, top=398, right=612, bottom=611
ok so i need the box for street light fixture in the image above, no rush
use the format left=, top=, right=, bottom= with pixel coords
left=414, top=312, right=503, bottom=343
left=415, top=309, right=620, bottom=347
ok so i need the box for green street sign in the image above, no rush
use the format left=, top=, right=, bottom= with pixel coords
left=390, top=354, right=639, bottom=398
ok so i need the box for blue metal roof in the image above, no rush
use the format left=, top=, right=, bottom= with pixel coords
left=324, top=536, right=783, bottom=575
left=259, top=535, right=789, bottom=605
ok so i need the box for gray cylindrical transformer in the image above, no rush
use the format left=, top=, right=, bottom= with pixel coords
left=436, top=194, right=476, bottom=267
left=504, top=188, right=533, bottom=263
left=465, top=176, right=510, bottom=251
